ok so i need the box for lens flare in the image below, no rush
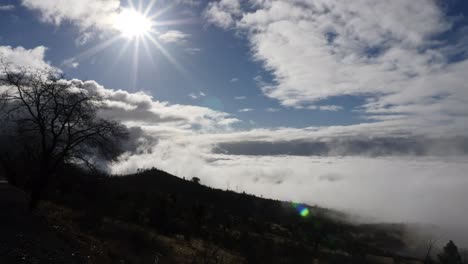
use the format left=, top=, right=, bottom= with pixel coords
left=300, top=208, right=310, bottom=217
left=292, top=202, right=310, bottom=218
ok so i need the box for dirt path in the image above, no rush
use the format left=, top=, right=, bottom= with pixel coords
left=0, top=183, right=84, bottom=264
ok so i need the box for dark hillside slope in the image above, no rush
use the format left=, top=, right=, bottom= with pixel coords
left=0, top=183, right=84, bottom=264
left=52, top=168, right=420, bottom=263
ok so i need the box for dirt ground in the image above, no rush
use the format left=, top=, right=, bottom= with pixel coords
left=0, top=183, right=84, bottom=264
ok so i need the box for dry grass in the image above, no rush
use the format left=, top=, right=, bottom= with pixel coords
left=41, top=202, right=244, bottom=264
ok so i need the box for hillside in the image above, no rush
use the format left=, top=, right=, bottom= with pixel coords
left=2, top=168, right=426, bottom=264
left=0, top=183, right=84, bottom=264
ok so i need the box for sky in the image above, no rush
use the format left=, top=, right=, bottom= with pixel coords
left=1, top=0, right=468, bottom=246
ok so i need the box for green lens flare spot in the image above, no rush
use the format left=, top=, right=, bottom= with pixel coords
left=300, top=208, right=310, bottom=217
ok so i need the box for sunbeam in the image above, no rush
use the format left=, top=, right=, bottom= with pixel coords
left=105, top=38, right=133, bottom=78
left=143, top=0, right=158, bottom=17
left=148, top=4, right=175, bottom=21
left=62, top=0, right=195, bottom=88
left=62, top=36, right=121, bottom=67
left=131, top=37, right=141, bottom=91
left=141, top=37, right=156, bottom=68
left=154, top=18, right=198, bottom=27
left=146, top=33, right=189, bottom=78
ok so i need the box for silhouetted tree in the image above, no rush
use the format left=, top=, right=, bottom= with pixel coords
left=0, top=62, right=128, bottom=208
left=438, top=241, right=463, bottom=264
left=423, top=238, right=437, bottom=264
left=191, top=177, right=201, bottom=184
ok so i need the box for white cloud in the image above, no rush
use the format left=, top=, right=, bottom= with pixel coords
left=204, top=0, right=242, bottom=29
left=307, top=105, right=344, bottom=111
left=75, top=32, right=94, bottom=46
left=265, top=107, right=279, bottom=112
left=0, top=5, right=15, bottom=11
left=188, top=92, right=206, bottom=99
left=239, top=108, right=253, bottom=112
left=0, top=45, right=52, bottom=71
left=69, top=80, right=239, bottom=132
left=62, top=59, right=79, bottom=69
left=230, top=77, right=239, bottom=82
left=204, top=0, right=468, bottom=135
left=21, top=0, right=120, bottom=31
left=158, top=30, right=190, bottom=43
left=185, top=47, right=201, bottom=54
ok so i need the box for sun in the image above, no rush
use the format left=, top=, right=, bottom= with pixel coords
left=113, top=9, right=153, bottom=39
left=67, top=1, right=193, bottom=90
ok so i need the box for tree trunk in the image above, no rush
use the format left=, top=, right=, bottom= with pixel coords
left=28, top=169, right=49, bottom=210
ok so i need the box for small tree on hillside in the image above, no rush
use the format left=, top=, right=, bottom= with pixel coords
left=438, top=240, right=463, bottom=264
left=0, top=61, right=128, bottom=208
left=191, top=177, right=201, bottom=184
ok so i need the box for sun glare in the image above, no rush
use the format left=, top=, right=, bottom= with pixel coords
left=68, top=1, right=193, bottom=90
left=113, top=9, right=153, bottom=38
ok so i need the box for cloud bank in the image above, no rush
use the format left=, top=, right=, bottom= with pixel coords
left=112, top=137, right=468, bottom=246
left=205, top=0, right=468, bottom=135
left=213, top=137, right=468, bottom=157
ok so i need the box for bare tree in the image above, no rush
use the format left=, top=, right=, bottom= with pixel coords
left=0, top=61, right=128, bottom=208
left=423, top=238, right=438, bottom=264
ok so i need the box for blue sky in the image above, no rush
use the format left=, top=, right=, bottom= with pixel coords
left=0, top=0, right=373, bottom=128
left=2, top=0, right=468, bottom=131
left=2, top=0, right=468, bottom=244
